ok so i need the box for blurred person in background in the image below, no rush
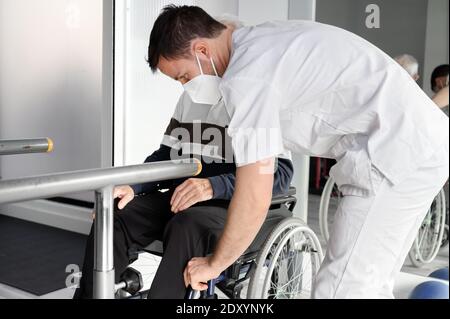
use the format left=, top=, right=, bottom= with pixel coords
left=395, top=54, right=420, bottom=82
left=431, top=64, right=449, bottom=112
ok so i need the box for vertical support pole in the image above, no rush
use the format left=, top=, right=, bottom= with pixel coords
left=291, top=154, right=310, bottom=223
left=93, top=185, right=115, bottom=299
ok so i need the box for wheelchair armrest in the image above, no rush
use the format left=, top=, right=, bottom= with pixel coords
left=271, top=186, right=296, bottom=204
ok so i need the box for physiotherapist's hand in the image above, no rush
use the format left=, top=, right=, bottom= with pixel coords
left=183, top=256, right=222, bottom=291
left=170, top=178, right=213, bottom=213
left=114, top=185, right=135, bottom=210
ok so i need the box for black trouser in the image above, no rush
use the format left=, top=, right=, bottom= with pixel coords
left=73, top=190, right=290, bottom=299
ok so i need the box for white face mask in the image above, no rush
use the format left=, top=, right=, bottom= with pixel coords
left=183, top=54, right=222, bottom=105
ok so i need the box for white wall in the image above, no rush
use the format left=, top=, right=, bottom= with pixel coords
left=114, top=0, right=194, bottom=166
left=239, top=0, right=289, bottom=25
left=423, top=0, right=449, bottom=97
left=0, top=0, right=110, bottom=202
left=114, top=0, right=244, bottom=166
left=289, top=0, right=316, bottom=20
left=195, top=0, right=292, bottom=24
left=195, top=0, right=238, bottom=17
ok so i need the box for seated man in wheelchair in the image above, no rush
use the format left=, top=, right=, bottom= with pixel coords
left=73, top=91, right=294, bottom=299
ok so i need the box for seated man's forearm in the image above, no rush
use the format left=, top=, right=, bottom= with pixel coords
left=131, top=144, right=172, bottom=195
left=210, top=159, right=274, bottom=271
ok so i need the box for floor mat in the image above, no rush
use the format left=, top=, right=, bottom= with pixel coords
left=0, top=215, right=87, bottom=296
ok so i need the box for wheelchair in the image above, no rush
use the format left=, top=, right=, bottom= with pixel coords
left=117, top=187, right=324, bottom=299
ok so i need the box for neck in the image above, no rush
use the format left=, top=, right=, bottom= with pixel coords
left=213, top=26, right=235, bottom=77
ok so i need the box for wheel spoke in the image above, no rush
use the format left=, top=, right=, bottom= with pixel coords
left=267, top=237, right=318, bottom=298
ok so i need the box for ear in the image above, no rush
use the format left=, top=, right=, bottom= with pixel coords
left=191, top=40, right=211, bottom=59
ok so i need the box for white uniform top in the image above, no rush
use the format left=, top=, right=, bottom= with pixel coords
left=220, top=20, right=449, bottom=196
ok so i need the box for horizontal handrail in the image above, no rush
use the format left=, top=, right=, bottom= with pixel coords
left=0, top=138, right=54, bottom=156
left=0, top=159, right=202, bottom=205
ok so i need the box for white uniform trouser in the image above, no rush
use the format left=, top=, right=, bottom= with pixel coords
left=313, top=144, right=449, bottom=299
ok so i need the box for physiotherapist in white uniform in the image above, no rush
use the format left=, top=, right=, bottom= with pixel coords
left=147, top=6, right=449, bottom=298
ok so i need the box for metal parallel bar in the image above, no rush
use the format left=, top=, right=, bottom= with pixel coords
left=94, top=186, right=115, bottom=299
left=0, top=160, right=202, bottom=205
left=0, top=138, right=53, bottom=156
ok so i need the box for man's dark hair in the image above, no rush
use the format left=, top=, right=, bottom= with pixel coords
left=431, top=64, right=449, bottom=91
left=147, top=5, right=226, bottom=73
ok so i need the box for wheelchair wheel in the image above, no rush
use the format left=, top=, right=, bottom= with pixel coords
left=409, top=189, right=446, bottom=267
left=247, top=218, right=323, bottom=299
left=318, top=177, right=342, bottom=242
